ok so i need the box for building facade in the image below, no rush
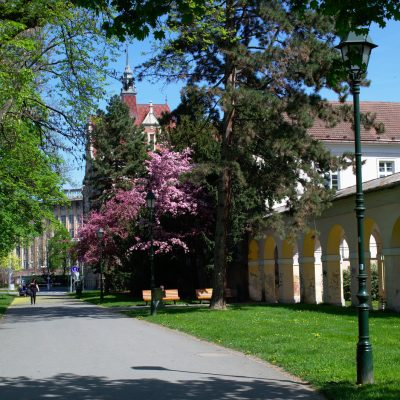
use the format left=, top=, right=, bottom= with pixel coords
left=247, top=102, right=400, bottom=311
left=13, top=188, right=83, bottom=278
left=83, top=60, right=170, bottom=214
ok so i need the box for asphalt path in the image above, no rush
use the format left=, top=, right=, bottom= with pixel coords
left=0, top=295, right=325, bottom=400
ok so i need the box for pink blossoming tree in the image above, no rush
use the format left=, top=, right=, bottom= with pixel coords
left=77, top=147, right=212, bottom=267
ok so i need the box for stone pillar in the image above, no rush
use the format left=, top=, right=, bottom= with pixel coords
left=382, top=248, right=400, bottom=312
left=299, top=257, right=318, bottom=304
left=278, top=258, right=300, bottom=304
left=248, top=260, right=262, bottom=301
left=263, top=260, right=277, bottom=303
left=321, top=254, right=344, bottom=306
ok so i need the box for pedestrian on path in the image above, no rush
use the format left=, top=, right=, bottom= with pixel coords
left=28, top=279, right=39, bottom=305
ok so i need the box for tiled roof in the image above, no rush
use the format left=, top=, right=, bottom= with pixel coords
left=134, top=104, right=170, bottom=126
left=309, top=102, right=400, bottom=144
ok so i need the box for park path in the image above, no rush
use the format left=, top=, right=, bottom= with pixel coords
left=0, top=295, right=325, bottom=400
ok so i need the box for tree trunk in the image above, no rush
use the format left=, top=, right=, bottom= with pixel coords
left=210, top=4, right=236, bottom=308
left=210, top=166, right=232, bottom=309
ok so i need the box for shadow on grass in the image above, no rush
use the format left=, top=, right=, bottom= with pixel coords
left=228, top=302, right=400, bottom=320
left=321, top=380, right=400, bottom=400
left=120, top=301, right=400, bottom=321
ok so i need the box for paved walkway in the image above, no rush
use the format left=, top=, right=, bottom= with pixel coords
left=0, top=295, right=325, bottom=400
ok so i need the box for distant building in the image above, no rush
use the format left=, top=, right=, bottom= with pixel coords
left=310, top=102, right=400, bottom=190
left=247, top=102, right=400, bottom=312
left=13, top=188, right=83, bottom=278
left=83, top=58, right=171, bottom=214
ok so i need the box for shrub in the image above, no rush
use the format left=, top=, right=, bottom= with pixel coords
left=342, top=263, right=379, bottom=302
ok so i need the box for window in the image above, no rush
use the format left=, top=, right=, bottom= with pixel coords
left=149, top=133, right=156, bottom=150
left=69, top=228, right=75, bottom=238
left=324, top=172, right=340, bottom=190
left=61, top=215, right=66, bottom=226
left=379, top=161, right=394, bottom=178
left=69, top=215, right=74, bottom=225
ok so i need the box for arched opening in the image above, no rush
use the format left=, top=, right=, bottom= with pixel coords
left=325, top=224, right=346, bottom=306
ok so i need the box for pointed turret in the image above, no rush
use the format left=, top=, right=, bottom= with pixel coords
left=120, top=48, right=138, bottom=119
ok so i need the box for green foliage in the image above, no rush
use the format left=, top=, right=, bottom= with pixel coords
left=0, top=0, right=119, bottom=254
left=0, top=127, right=66, bottom=257
left=47, top=223, right=73, bottom=272
left=139, top=1, right=353, bottom=307
left=86, top=95, right=148, bottom=210
left=343, top=264, right=380, bottom=302
left=0, top=1, right=119, bottom=150
left=0, top=254, right=22, bottom=272
left=0, top=294, right=14, bottom=318
left=294, top=0, right=400, bottom=35
left=74, top=0, right=208, bottom=40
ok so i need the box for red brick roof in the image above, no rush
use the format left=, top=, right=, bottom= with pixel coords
left=122, top=93, right=170, bottom=125
left=135, top=104, right=170, bottom=126
left=309, top=102, right=400, bottom=144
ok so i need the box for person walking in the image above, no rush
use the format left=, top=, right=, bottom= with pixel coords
left=28, top=279, right=40, bottom=305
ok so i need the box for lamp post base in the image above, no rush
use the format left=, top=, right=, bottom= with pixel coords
left=357, top=344, right=374, bottom=384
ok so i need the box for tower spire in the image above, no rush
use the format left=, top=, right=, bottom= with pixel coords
left=120, top=46, right=137, bottom=95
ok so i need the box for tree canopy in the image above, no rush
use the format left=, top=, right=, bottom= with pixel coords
left=136, top=0, right=352, bottom=308
left=0, top=0, right=118, bottom=253
left=77, top=148, right=212, bottom=267
left=85, top=95, right=148, bottom=211
left=294, top=1, right=400, bottom=34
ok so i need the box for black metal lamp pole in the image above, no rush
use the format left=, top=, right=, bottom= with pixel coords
left=96, top=227, right=105, bottom=302
left=146, top=191, right=156, bottom=316
left=336, top=31, right=377, bottom=385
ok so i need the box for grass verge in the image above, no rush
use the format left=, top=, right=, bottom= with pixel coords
left=76, top=293, right=400, bottom=400
left=0, top=294, right=14, bottom=318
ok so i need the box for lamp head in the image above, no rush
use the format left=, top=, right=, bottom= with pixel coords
left=96, top=227, right=104, bottom=239
left=336, top=31, right=377, bottom=76
left=146, top=191, right=156, bottom=210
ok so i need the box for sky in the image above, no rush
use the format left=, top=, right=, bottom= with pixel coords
left=65, top=20, right=400, bottom=188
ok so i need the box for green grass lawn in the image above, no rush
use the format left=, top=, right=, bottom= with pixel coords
left=76, top=292, right=400, bottom=400
left=0, top=294, right=14, bottom=318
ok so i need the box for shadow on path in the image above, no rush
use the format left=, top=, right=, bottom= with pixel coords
left=0, top=373, right=322, bottom=400
left=2, top=301, right=124, bottom=324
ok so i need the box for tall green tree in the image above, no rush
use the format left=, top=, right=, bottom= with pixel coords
left=47, top=224, right=73, bottom=274
left=0, top=1, right=119, bottom=252
left=137, top=1, right=351, bottom=308
left=0, top=125, right=66, bottom=258
left=86, top=95, right=148, bottom=210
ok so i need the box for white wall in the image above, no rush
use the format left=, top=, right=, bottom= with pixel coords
left=325, top=142, right=400, bottom=189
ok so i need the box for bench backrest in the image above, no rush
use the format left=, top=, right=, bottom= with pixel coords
left=164, top=289, right=180, bottom=299
left=196, top=288, right=213, bottom=298
left=142, top=290, right=151, bottom=301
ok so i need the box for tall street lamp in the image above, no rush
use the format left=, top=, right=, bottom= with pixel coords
left=146, top=191, right=156, bottom=316
left=96, top=227, right=105, bottom=302
left=336, top=31, right=377, bottom=385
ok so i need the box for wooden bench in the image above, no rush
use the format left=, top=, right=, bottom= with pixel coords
left=142, top=290, right=151, bottom=304
left=196, top=288, right=212, bottom=303
left=225, top=288, right=237, bottom=301
left=142, top=289, right=180, bottom=304
left=163, top=289, right=180, bottom=304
